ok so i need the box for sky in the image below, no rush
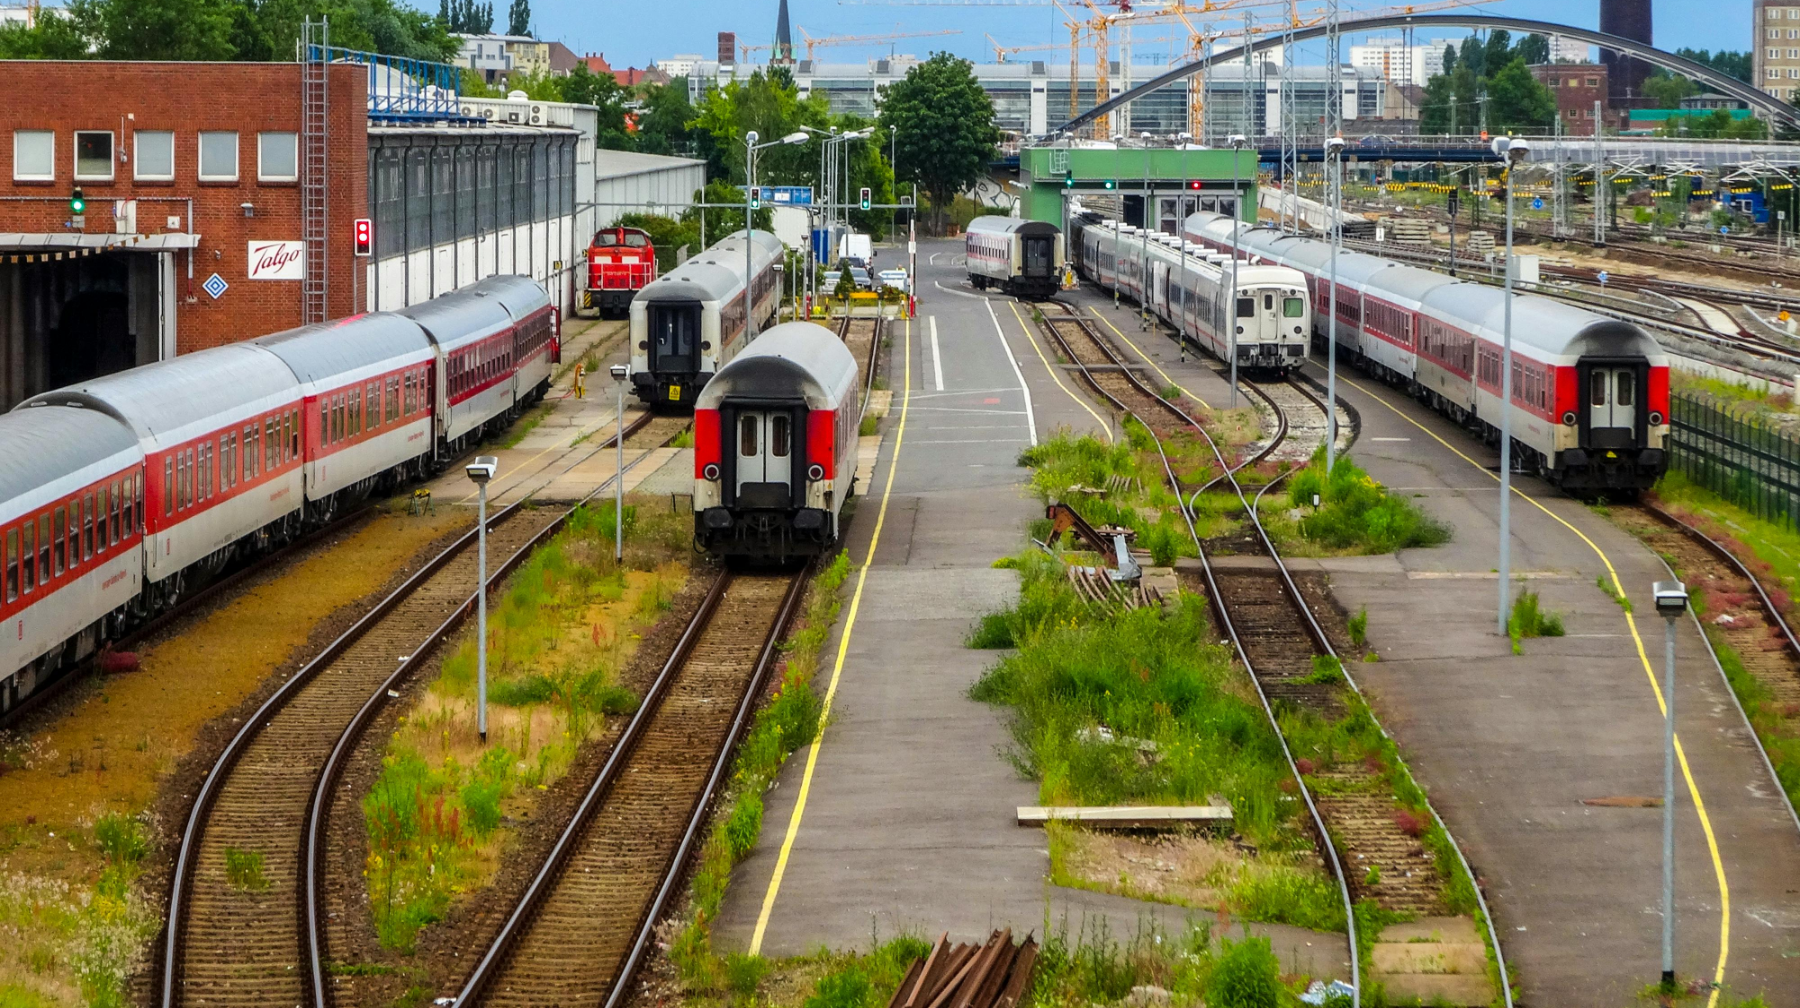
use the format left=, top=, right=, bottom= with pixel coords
left=537, top=0, right=1752, bottom=70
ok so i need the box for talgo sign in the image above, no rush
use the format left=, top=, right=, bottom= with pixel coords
left=247, top=240, right=304, bottom=280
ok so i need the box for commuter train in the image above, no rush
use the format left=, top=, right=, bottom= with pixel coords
left=965, top=216, right=1066, bottom=300
left=1071, top=214, right=1312, bottom=373
left=1183, top=210, right=1669, bottom=492
left=0, top=275, right=556, bottom=714
left=628, top=229, right=784, bottom=407
left=584, top=225, right=659, bottom=318
left=693, top=321, right=859, bottom=562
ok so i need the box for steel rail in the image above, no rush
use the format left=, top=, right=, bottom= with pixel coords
left=1031, top=300, right=1362, bottom=1003
left=449, top=565, right=808, bottom=1008
left=300, top=411, right=672, bottom=1008
left=159, top=409, right=657, bottom=1008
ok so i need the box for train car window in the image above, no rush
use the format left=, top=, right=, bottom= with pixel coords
left=1264, top=294, right=1274, bottom=311
left=165, top=457, right=175, bottom=516
left=1283, top=297, right=1305, bottom=318
left=595, top=231, right=619, bottom=247
left=5, top=527, right=16, bottom=602
left=96, top=486, right=108, bottom=552
left=111, top=481, right=122, bottom=545
left=1236, top=297, right=1254, bottom=318
left=624, top=233, right=648, bottom=248
left=740, top=415, right=758, bottom=456
left=264, top=418, right=276, bottom=471
left=21, top=521, right=33, bottom=593
left=38, top=515, right=50, bottom=582
left=289, top=411, right=299, bottom=459
left=320, top=401, right=330, bottom=446
left=63, top=506, right=75, bottom=571
left=83, top=493, right=94, bottom=560
left=134, top=475, right=144, bottom=535
left=1590, top=371, right=1607, bottom=406
left=1616, top=372, right=1634, bottom=406
left=771, top=415, right=790, bottom=458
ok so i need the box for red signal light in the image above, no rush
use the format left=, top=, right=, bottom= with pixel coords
left=353, top=217, right=373, bottom=257
left=1188, top=180, right=1204, bottom=190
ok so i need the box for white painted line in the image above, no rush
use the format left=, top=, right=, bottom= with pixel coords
left=1369, top=436, right=1412, bottom=442
left=929, top=315, right=946, bottom=391
left=932, top=280, right=1036, bottom=446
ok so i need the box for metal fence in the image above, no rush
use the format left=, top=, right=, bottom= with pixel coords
left=1669, top=391, right=1800, bottom=530
left=304, top=44, right=469, bottom=123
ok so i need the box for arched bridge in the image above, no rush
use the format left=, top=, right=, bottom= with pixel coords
left=1055, top=14, right=1800, bottom=135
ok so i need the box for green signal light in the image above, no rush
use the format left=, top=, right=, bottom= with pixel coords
left=69, top=187, right=85, bottom=215
left=1104, top=180, right=1115, bottom=190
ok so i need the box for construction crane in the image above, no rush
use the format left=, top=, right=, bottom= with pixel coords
left=741, top=27, right=963, bottom=61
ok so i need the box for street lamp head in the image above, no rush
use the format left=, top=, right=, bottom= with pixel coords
left=465, top=455, right=498, bottom=486
left=746, top=129, right=759, bottom=145
left=1324, top=137, right=1346, bottom=157
left=781, top=131, right=809, bottom=144
left=1506, top=137, right=1531, bottom=163
left=1227, top=134, right=1247, bottom=148
left=609, top=364, right=629, bottom=382
left=1654, top=580, right=1689, bottom=618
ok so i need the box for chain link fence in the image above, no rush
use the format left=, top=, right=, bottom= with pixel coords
left=1669, top=391, right=1800, bottom=530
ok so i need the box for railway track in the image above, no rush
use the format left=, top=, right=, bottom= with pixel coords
left=837, top=313, right=885, bottom=411
left=449, top=567, right=807, bottom=1008
left=158, top=410, right=688, bottom=1008
left=1033, top=299, right=1511, bottom=1005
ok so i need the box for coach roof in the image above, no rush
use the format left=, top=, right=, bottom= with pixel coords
left=252, top=313, right=434, bottom=389
left=0, top=405, right=140, bottom=524
left=695, top=322, right=857, bottom=412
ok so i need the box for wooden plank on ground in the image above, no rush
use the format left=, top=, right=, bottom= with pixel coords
left=1016, top=805, right=1232, bottom=828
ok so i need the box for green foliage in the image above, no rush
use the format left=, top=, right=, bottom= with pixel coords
left=966, top=550, right=1090, bottom=649
left=1597, top=574, right=1634, bottom=612
left=860, top=414, right=879, bottom=437
left=722, top=791, right=763, bottom=861
left=1226, top=867, right=1346, bottom=933
left=1206, top=937, right=1281, bottom=1008
left=1656, top=108, right=1770, bottom=140
left=1420, top=36, right=1556, bottom=136
left=1347, top=607, right=1368, bottom=647
left=877, top=52, right=1000, bottom=235
left=635, top=79, right=700, bottom=157
left=724, top=952, right=771, bottom=998
left=505, top=0, right=526, bottom=35
left=0, top=10, right=91, bottom=58
left=1485, top=57, right=1556, bottom=135
left=1284, top=452, right=1449, bottom=553
left=438, top=0, right=490, bottom=32
left=804, top=966, right=875, bottom=1008
left=1507, top=590, right=1565, bottom=653
left=93, top=814, right=147, bottom=866
left=1297, top=654, right=1344, bottom=685
left=224, top=847, right=268, bottom=891
left=614, top=213, right=701, bottom=273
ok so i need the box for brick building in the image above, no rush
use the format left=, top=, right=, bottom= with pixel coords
left=0, top=61, right=595, bottom=412
left=1529, top=62, right=1622, bottom=135
left=0, top=62, right=367, bottom=406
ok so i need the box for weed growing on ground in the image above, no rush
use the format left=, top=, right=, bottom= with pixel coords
left=1206, top=936, right=1282, bottom=1008
left=1347, top=608, right=1368, bottom=648
left=1597, top=575, right=1635, bottom=613
left=859, top=414, right=878, bottom=436
left=1297, top=655, right=1345, bottom=685
left=1281, top=451, right=1450, bottom=554
left=670, top=427, right=695, bottom=449
left=224, top=848, right=268, bottom=891
left=1508, top=590, right=1566, bottom=654
left=667, top=552, right=854, bottom=992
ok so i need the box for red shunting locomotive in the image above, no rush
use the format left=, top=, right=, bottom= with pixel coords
left=585, top=226, right=658, bottom=318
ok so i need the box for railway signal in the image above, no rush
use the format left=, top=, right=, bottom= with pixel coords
left=860, top=187, right=871, bottom=211
left=353, top=217, right=373, bottom=257
left=749, top=186, right=762, bottom=209
left=69, top=186, right=85, bottom=216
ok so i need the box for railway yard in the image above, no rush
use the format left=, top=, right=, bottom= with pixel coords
left=8, top=230, right=1800, bottom=1008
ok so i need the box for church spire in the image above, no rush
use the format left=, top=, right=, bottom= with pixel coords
left=775, top=0, right=794, bottom=62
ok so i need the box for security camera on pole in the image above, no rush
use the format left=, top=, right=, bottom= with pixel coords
left=1492, top=136, right=1531, bottom=635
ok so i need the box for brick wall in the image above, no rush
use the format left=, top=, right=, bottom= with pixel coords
left=0, top=61, right=369, bottom=354
left=1530, top=63, right=1616, bottom=136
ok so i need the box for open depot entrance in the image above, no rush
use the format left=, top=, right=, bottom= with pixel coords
left=0, top=247, right=170, bottom=411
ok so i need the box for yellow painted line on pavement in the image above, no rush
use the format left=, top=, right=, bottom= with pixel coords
left=748, top=316, right=913, bottom=956
left=1340, top=372, right=1731, bottom=1004
left=1005, top=301, right=1113, bottom=441
left=1085, top=306, right=1212, bottom=409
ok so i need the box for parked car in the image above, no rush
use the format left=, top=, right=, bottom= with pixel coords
left=849, top=266, right=873, bottom=290
left=877, top=268, right=910, bottom=293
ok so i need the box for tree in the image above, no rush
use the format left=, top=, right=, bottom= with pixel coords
left=439, top=0, right=491, bottom=33
left=1481, top=29, right=1511, bottom=75
left=1644, top=69, right=1699, bottom=107
left=1419, top=64, right=1479, bottom=136
left=1457, top=35, right=1485, bottom=79
left=681, top=180, right=772, bottom=248
left=72, top=0, right=238, bottom=60
left=1485, top=57, right=1556, bottom=134
left=0, top=10, right=92, bottom=58
left=612, top=212, right=700, bottom=271
left=1442, top=43, right=1456, bottom=74
left=634, top=79, right=696, bottom=156
left=1673, top=47, right=1752, bottom=84
left=506, top=0, right=526, bottom=36
left=690, top=68, right=829, bottom=184
left=877, top=52, right=998, bottom=235
left=561, top=63, right=634, bottom=149
left=1514, top=33, right=1549, bottom=66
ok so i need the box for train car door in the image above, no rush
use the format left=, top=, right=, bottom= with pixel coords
left=734, top=409, right=794, bottom=508
left=1153, top=262, right=1169, bottom=317
left=649, top=302, right=699, bottom=376
left=1588, top=366, right=1638, bottom=447
left=1022, top=234, right=1054, bottom=278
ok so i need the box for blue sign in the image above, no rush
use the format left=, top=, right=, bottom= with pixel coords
left=1597, top=270, right=1609, bottom=286
left=1531, top=198, right=1544, bottom=210
left=202, top=273, right=229, bottom=300
left=744, top=185, right=813, bottom=206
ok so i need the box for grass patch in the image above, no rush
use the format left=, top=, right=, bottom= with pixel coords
left=670, top=427, right=695, bottom=449
left=666, top=552, right=855, bottom=993
left=1507, top=590, right=1566, bottom=654
left=1597, top=574, right=1635, bottom=612
left=224, top=847, right=268, bottom=891
left=1277, top=451, right=1450, bottom=555
left=499, top=402, right=553, bottom=449
left=1347, top=607, right=1368, bottom=648
left=1653, top=471, right=1800, bottom=609
left=859, top=414, right=878, bottom=437
left=362, top=496, right=691, bottom=953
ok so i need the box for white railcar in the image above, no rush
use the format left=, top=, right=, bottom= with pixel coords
left=630, top=229, right=784, bottom=407
left=965, top=216, right=1065, bottom=299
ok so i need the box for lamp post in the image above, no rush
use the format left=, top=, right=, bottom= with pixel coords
left=1227, top=133, right=1247, bottom=407
left=744, top=129, right=810, bottom=339
left=1493, top=136, right=1531, bottom=634
left=1324, top=136, right=1345, bottom=473
left=464, top=455, right=498, bottom=743
left=610, top=364, right=629, bottom=561
left=890, top=124, right=898, bottom=244
left=1653, top=579, right=1689, bottom=993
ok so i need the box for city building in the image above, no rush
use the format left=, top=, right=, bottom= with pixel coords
left=1599, top=0, right=1653, bottom=104
left=1681, top=92, right=1750, bottom=110
left=1756, top=0, right=1800, bottom=101
left=453, top=33, right=551, bottom=83
left=684, top=57, right=1387, bottom=140
left=1548, top=34, right=1593, bottom=63
left=656, top=54, right=707, bottom=79
left=1348, top=37, right=1448, bottom=87
left=1529, top=62, right=1620, bottom=135
left=0, top=59, right=596, bottom=411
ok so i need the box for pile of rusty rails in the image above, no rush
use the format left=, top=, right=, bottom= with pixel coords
left=886, top=930, right=1038, bottom=1008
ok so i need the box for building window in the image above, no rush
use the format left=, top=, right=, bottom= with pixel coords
left=258, top=131, right=297, bottom=182
left=1772, top=67, right=1783, bottom=79
left=1773, top=27, right=1782, bottom=38
left=1791, top=28, right=1800, bottom=38
left=134, top=130, right=174, bottom=181
left=12, top=130, right=52, bottom=181
left=74, top=131, right=113, bottom=181
left=198, top=131, right=238, bottom=181
left=1772, top=48, right=1782, bottom=58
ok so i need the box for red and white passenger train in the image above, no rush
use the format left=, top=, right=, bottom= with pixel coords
left=585, top=225, right=659, bottom=317
left=693, top=321, right=858, bottom=561
left=0, top=275, right=556, bottom=714
left=1181, top=211, right=1669, bottom=493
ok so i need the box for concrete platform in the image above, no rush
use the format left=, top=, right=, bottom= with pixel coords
left=713, top=244, right=1350, bottom=980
